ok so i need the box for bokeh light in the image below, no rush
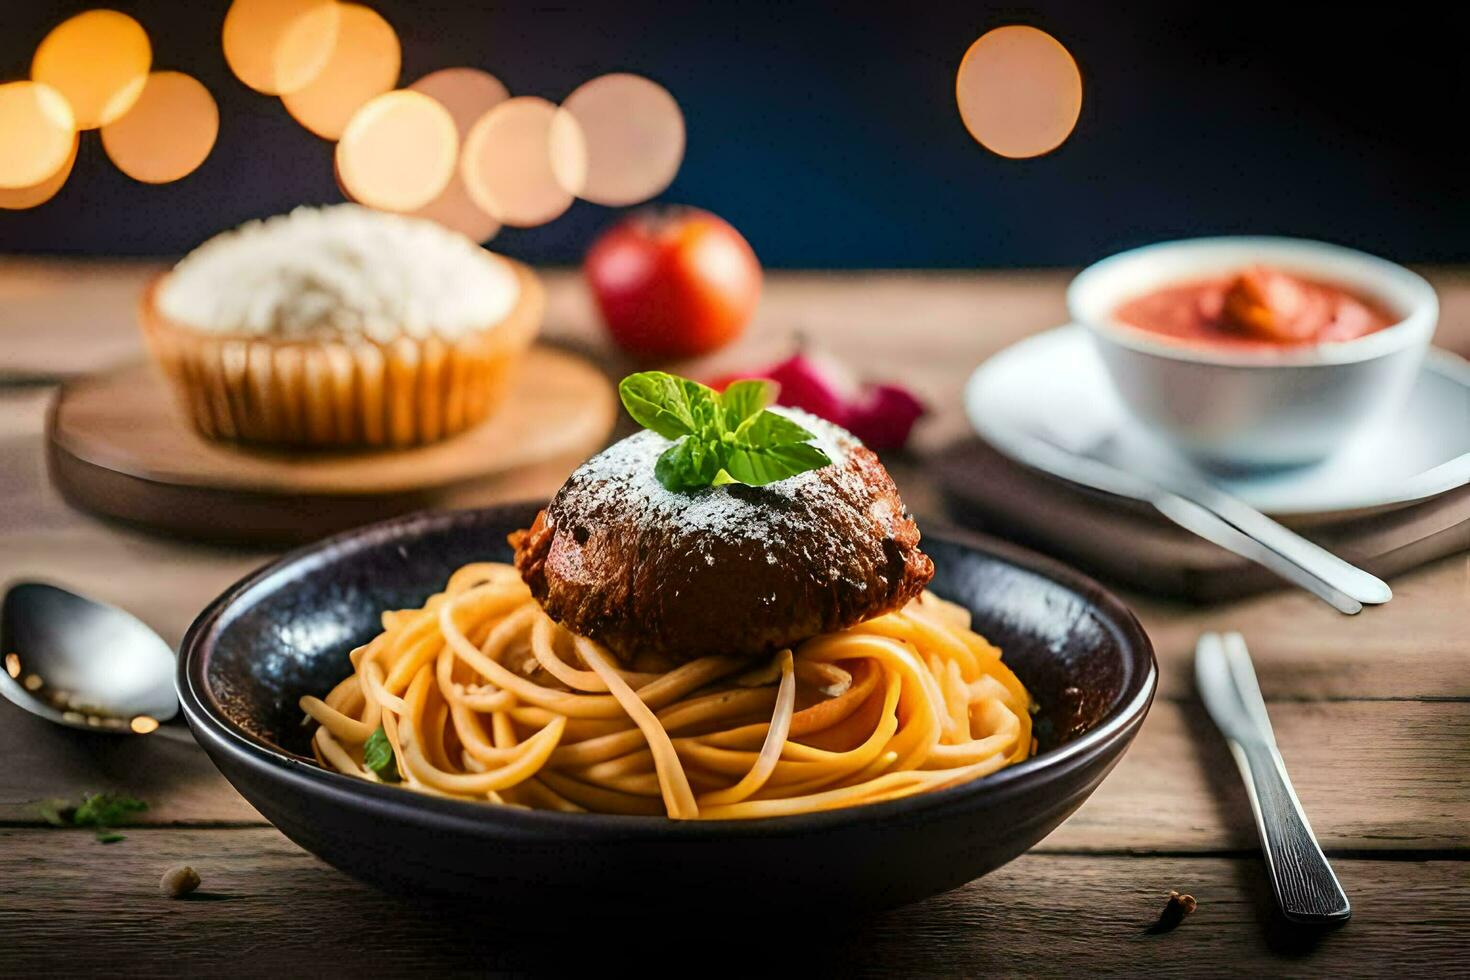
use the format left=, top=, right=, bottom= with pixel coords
left=336, top=90, right=457, bottom=212
left=408, top=176, right=503, bottom=243
left=281, top=3, right=400, bottom=140
left=101, top=72, right=219, bottom=184
left=0, top=136, right=77, bottom=210
left=332, top=151, right=351, bottom=201
left=222, top=0, right=341, bottom=95
left=406, top=68, right=510, bottom=242
left=0, top=81, right=76, bottom=190
left=31, top=9, right=151, bottom=130
left=409, top=68, right=509, bottom=134
left=558, top=73, right=684, bottom=206
left=461, top=96, right=587, bottom=228
left=955, top=25, right=1082, bottom=159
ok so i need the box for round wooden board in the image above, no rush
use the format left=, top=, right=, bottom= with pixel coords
left=47, top=345, right=616, bottom=543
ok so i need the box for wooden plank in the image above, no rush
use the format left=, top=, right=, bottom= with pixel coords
left=4, top=263, right=1469, bottom=973
left=0, top=707, right=260, bottom=826
left=0, top=389, right=277, bottom=651
left=0, top=826, right=1462, bottom=975
left=940, top=437, right=1470, bottom=605
left=4, top=378, right=1468, bottom=848
left=51, top=350, right=613, bottom=494
left=0, top=262, right=1077, bottom=395
left=0, top=258, right=166, bottom=381
left=4, top=695, right=1465, bottom=854
left=5, top=377, right=1467, bottom=699
left=9, top=262, right=1467, bottom=416
left=1135, top=552, right=1470, bottom=701
left=46, top=350, right=614, bottom=544
left=1047, top=699, right=1470, bottom=853
left=4, top=264, right=1468, bottom=688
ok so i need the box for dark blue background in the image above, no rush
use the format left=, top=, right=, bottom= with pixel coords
left=2, top=1, right=1466, bottom=267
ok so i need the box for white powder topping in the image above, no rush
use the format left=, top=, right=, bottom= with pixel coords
left=157, top=204, right=520, bottom=342
left=552, top=408, right=887, bottom=586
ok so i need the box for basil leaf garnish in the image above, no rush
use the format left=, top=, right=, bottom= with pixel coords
left=732, top=408, right=818, bottom=449
left=656, top=438, right=716, bottom=491
left=618, top=371, right=833, bottom=492
left=720, top=441, right=833, bottom=487
left=617, top=373, right=713, bottom=440
left=363, top=726, right=401, bottom=783
left=720, top=379, right=774, bottom=431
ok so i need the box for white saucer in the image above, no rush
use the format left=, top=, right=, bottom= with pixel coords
left=965, top=325, right=1470, bottom=522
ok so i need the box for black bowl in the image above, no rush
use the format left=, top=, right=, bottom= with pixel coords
left=179, top=503, right=1155, bottom=915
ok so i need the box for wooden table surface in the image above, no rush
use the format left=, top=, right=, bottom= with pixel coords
left=2, top=259, right=1467, bottom=975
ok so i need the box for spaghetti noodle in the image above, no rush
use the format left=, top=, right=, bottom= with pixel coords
left=302, top=562, right=1033, bottom=819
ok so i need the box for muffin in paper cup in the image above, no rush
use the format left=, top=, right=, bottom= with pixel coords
left=139, top=205, right=543, bottom=449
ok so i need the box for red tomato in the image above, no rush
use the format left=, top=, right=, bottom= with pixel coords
left=585, top=206, right=762, bottom=359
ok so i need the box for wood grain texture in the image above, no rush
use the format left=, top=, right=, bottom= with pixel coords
left=1135, top=557, right=1470, bottom=700
left=0, top=257, right=166, bottom=381
left=44, top=347, right=616, bottom=542
left=3, top=680, right=1465, bottom=853
left=0, top=706, right=258, bottom=826
left=0, top=827, right=1463, bottom=976
left=5, top=379, right=1467, bottom=700
left=3, top=262, right=1469, bottom=974
left=7, top=260, right=1469, bottom=387
left=48, top=440, right=601, bottom=545
left=940, top=438, right=1470, bottom=602
left=1048, top=700, right=1470, bottom=853
left=51, top=349, right=614, bottom=494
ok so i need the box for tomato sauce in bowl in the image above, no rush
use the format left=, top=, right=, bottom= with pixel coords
left=1068, top=237, right=1438, bottom=468
left=1113, top=265, right=1397, bottom=349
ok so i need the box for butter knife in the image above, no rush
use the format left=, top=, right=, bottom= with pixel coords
left=1196, top=631, right=1351, bottom=924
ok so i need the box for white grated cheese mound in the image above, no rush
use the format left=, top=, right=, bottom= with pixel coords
left=157, top=204, right=520, bottom=342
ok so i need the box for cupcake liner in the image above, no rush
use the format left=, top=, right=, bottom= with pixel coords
left=139, top=261, right=543, bottom=449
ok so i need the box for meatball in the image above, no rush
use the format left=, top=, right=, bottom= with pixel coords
left=512, top=408, right=933, bottom=663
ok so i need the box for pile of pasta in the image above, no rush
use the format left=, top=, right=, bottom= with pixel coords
left=302, top=563, right=1034, bottom=820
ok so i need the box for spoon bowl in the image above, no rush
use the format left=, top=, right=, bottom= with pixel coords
left=0, top=581, right=177, bottom=734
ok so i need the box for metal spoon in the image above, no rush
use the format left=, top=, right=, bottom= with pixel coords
left=0, top=581, right=179, bottom=735
left=1020, top=428, right=1391, bottom=614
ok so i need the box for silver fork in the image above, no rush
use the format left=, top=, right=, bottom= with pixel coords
left=1196, top=631, right=1351, bottom=924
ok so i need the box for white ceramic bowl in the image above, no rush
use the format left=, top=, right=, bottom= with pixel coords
left=1068, top=237, right=1438, bottom=470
